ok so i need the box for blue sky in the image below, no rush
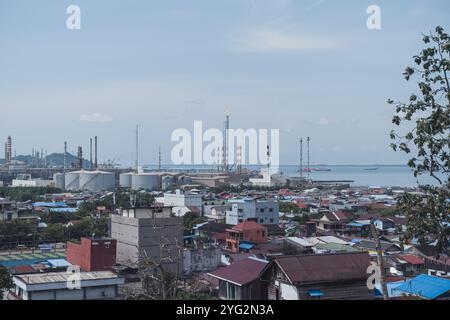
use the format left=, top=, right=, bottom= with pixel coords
left=1, top=0, right=449, bottom=166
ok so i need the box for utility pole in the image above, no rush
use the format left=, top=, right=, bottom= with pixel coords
left=370, top=222, right=389, bottom=300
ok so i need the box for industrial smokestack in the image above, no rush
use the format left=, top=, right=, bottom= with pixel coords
left=64, top=141, right=67, bottom=174
left=78, top=146, right=83, bottom=169
left=90, top=138, right=93, bottom=169
left=94, top=136, right=98, bottom=169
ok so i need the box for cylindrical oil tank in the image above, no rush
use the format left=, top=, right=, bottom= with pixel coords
left=53, top=173, right=66, bottom=190
left=79, top=171, right=115, bottom=191
left=119, top=172, right=134, bottom=188
left=131, top=173, right=161, bottom=191
left=65, top=171, right=81, bottom=190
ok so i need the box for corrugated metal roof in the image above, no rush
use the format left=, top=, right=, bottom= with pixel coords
left=17, top=271, right=120, bottom=284
left=394, top=274, right=450, bottom=299
left=208, top=258, right=268, bottom=286
left=275, top=252, right=371, bottom=284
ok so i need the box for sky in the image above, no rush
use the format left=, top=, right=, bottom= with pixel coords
left=0, top=0, right=449, bottom=166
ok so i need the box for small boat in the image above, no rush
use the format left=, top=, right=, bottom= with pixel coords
left=364, top=168, right=379, bottom=171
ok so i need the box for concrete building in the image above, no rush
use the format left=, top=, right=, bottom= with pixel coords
left=9, top=271, right=124, bottom=300
left=110, top=207, right=183, bottom=273
left=182, top=247, right=221, bottom=275
left=164, top=190, right=202, bottom=213
left=226, top=198, right=279, bottom=225
left=0, top=198, right=18, bottom=221
left=12, top=174, right=53, bottom=187
left=67, top=237, right=117, bottom=272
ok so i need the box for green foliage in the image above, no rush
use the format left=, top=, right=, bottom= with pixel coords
left=0, top=266, right=13, bottom=292
left=279, top=202, right=302, bottom=213
left=0, top=220, right=35, bottom=247
left=389, top=26, right=450, bottom=255
left=389, top=26, right=450, bottom=186
left=183, top=212, right=207, bottom=230
left=0, top=187, right=62, bottom=202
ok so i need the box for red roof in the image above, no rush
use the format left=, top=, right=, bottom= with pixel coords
left=398, top=254, right=424, bottom=265
left=208, top=258, right=268, bottom=286
left=232, top=221, right=267, bottom=232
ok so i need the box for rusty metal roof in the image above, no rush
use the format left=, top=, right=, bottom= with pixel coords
left=275, top=252, right=371, bottom=284
left=208, top=257, right=268, bottom=286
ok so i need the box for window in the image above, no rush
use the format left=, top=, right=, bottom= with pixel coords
left=269, top=218, right=274, bottom=223
left=269, top=208, right=273, bottom=212
left=260, top=208, right=264, bottom=213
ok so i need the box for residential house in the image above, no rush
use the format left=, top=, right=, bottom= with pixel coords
left=260, top=252, right=373, bottom=300
left=225, top=221, right=268, bottom=253
left=195, top=222, right=234, bottom=247
left=207, top=257, right=269, bottom=300
left=314, top=211, right=354, bottom=233
left=226, top=198, right=279, bottom=225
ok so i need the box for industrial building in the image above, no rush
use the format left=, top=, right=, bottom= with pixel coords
left=9, top=271, right=124, bottom=300
left=110, top=206, right=183, bottom=273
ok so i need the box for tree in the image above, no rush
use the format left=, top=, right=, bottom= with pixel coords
left=389, top=26, right=450, bottom=255
left=0, top=266, right=13, bottom=293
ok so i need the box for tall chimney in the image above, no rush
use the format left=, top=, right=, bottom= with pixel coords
left=94, top=136, right=98, bottom=169
left=90, top=138, right=93, bottom=169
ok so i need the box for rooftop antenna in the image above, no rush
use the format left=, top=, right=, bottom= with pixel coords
left=135, top=125, right=139, bottom=172
left=300, top=138, right=303, bottom=180
left=307, top=137, right=311, bottom=181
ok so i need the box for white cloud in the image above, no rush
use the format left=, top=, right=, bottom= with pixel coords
left=332, top=145, right=342, bottom=152
left=316, top=117, right=341, bottom=126
left=79, top=113, right=113, bottom=123
left=230, top=29, right=336, bottom=53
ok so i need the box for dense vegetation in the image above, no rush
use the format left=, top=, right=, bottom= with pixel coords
left=0, top=187, right=62, bottom=202
left=389, top=26, right=450, bottom=254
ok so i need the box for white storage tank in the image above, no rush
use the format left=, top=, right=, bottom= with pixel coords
left=131, top=173, right=161, bottom=191
left=53, top=173, right=66, bottom=190
left=119, top=172, right=134, bottom=188
left=65, top=171, right=81, bottom=191
left=79, top=171, right=115, bottom=192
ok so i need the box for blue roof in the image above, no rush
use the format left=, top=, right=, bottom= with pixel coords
left=49, top=208, right=78, bottom=213
left=308, top=290, right=324, bottom=297
left=33, top=202, right=68, bottom=208
left=394, top=274, right=450, bottom=299
left=239, top=242, right=255, bottom=250
left=46, top=259, right=71, bottom=268
left=348, top=222, right=365, bottom=227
